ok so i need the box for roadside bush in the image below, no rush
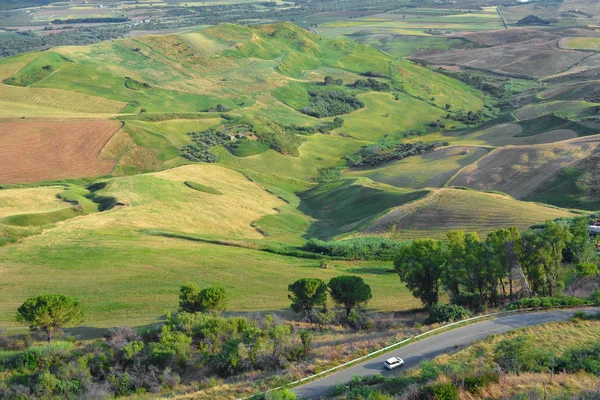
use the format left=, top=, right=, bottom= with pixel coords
left=344, top=311, right=374, bottom=331
left=555, top=341, right=600, bottom=375
left=451, top=292, right=484, bottom=313
left=590, top=290, right=600, bottom=306
left=505, top=296, right=587, bottom=310
left=425, top=303, right=471, bottom=325
left=421, top=382, right=458, bottom=400
left=494, top=335, right=552, bottom=374
left=463, top=371, right=499, bottom=394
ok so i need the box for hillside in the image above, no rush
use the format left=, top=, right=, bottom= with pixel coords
left=362, top=188, right=577, bottom=239
left=0, top=21, right=593, bottom=332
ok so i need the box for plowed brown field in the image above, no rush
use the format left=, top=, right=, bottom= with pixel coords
left=0, top=120, right=122, bottom=184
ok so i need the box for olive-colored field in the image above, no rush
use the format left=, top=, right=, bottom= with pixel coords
left=363, top=188, right=577, bottom=240
left=561, top=37, right=600, bottom=51
left=450, top=137, right=600, bottom=199
left=0, top=120, right=122, bottom=184
left=346, top=146, right=489, bottom=189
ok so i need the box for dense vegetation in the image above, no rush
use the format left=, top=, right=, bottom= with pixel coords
left=346, top=140, right=447, bottom=167
left=395, top=217, right=600, bottom=314
left=301, top=89, right=364, bottom=118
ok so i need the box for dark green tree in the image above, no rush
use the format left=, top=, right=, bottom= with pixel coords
left=179, top=282, right=201, bottom=312
left=328, top=276, right=372, bottom=317
left=178, top=283, right=229, bottom=314
left=197, top=286, right=229, bottom=315
left=394, top=239, right=444, bottom=307
left=486, top=227, right=521, bottom=299
left=288, top=278, right=328, bottom=321
left=16, top=294, right=83, bottom=342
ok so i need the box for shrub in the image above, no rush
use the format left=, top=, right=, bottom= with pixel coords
left=591, top=290, right=600, bottom=306
left=505, top=296, right=587, bottom=310
left=422, top=382, right=458, bottom=400
left=345, top=311, right=374, bottom=331
left=425, top=303, right=471, bottom=325
left=463, top=372, right=499, bottom=394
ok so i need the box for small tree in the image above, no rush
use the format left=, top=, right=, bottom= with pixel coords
left=16, top=294, right=83, bottom=342
left=179, top=282, right=201, bottom=313
left=288, top=278, right=328, bottom=321
left=179, top=284, right=228, bottom=314
left=198, top=286, right=229, bottom=315
left=328, top=276, right=372, bottom=317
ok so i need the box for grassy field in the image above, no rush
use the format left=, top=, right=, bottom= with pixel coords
left=563, top=37, right=600, bottom=51
left=346, top=146, right=489, bottom=189
left=0, top=230, right=419, bottom=332
left=363, top=188, right=577, bottom=240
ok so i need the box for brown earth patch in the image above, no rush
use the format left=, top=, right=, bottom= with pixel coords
left=450, top=138, right=600, bottom=198
left=0, top=120, right=122, bottom=184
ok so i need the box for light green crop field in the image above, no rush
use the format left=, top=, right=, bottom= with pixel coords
left=346, top=146, right=489, bottom=188
left=563, top=37, right=600, bottom=51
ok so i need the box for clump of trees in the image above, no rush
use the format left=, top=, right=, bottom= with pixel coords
left=301, top=89, right=364, bottom=118
left=352, top=78, right=390, bottom=92
left=288, top=276, right=372, bottom=328
left=301, top=236, right=406, bottom=259
left=179, top=283, right=229, bottom=314
left=323, top=76, right=343, bottom=86
left=395, top=218, right=599, bottom=313
left=449, top=109, right=485, bottom=125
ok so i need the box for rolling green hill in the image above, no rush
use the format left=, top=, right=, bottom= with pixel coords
left=0, top=21, right=588, bottom=331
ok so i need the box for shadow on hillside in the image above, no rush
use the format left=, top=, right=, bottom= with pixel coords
left=297, top=179, right=429, bottom=240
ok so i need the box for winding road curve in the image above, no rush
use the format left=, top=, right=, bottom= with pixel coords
left=293, top=308, right=600, bottom=399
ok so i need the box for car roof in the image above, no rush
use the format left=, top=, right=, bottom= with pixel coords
left=385, top=357, right=400, bottom=363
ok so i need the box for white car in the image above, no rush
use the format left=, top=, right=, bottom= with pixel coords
left=384, top=357, right=404, bottom=370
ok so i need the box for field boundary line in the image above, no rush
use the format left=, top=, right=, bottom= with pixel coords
left=497, top=6, right=508, bottom=29
left=234, top=306, right=596, bottom=400
left=443, top=147, right=499, bottom=187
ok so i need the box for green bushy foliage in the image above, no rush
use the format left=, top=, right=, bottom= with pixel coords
left=422, top=382, right=458, bottom=400
left=425, top=303, right=471, bottom=325
left=301, top=89, right=364, bottom=118
left=505, top=296, right=588, bottom=310
left=346, top=140, right=447, bottom=167
left=353, top=78, right=390, bottom=92
left=301, top=237, right=406, bottom=259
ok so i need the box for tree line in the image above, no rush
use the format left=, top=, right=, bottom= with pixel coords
left=395, top=217, right=599, bottom=312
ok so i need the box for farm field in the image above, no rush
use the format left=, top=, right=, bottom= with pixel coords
left=346, top=146, right=489, bottom=189
left=362, top=188, right=578, bottom=240
left=0, top=120, right=122, bottom=184
left=450, top=137, right=600, bottom=199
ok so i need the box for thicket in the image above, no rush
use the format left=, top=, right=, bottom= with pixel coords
left=424, top=303, right=471, bottom=324
left=436, top=69, right=507, bottom=98
left=301, top=89, right=364, bottom=118
left=0, top=312, right=313, bottom=399
left=345, top=140, right=447, bottom=167
left=449, top=109, right=485, bottom=125
left=353, top=78, right=390, bottom=92
left=52, top=17, right=129, bottom=24
left=301, top=237, right=406, bottom=259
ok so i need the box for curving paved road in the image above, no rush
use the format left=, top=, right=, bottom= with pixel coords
left=293, top=308, right=600, bottom=399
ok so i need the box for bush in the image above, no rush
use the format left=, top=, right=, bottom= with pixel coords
left=591, top=290, right=600, bottom=306
left=505, top=296, right=587, bottom=310
left=346, top=140, right=447, bottom=168
left=345, top=311, right=374, bottom=331
left=422, top=382, right=458, bottom=400
left=451, top=292, right=484, bottom=313
left=425, top=303, right=471, bottom=325
left=301, top=237, right=406, bottom=259
left=463, top=372, right=499, bottom=394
